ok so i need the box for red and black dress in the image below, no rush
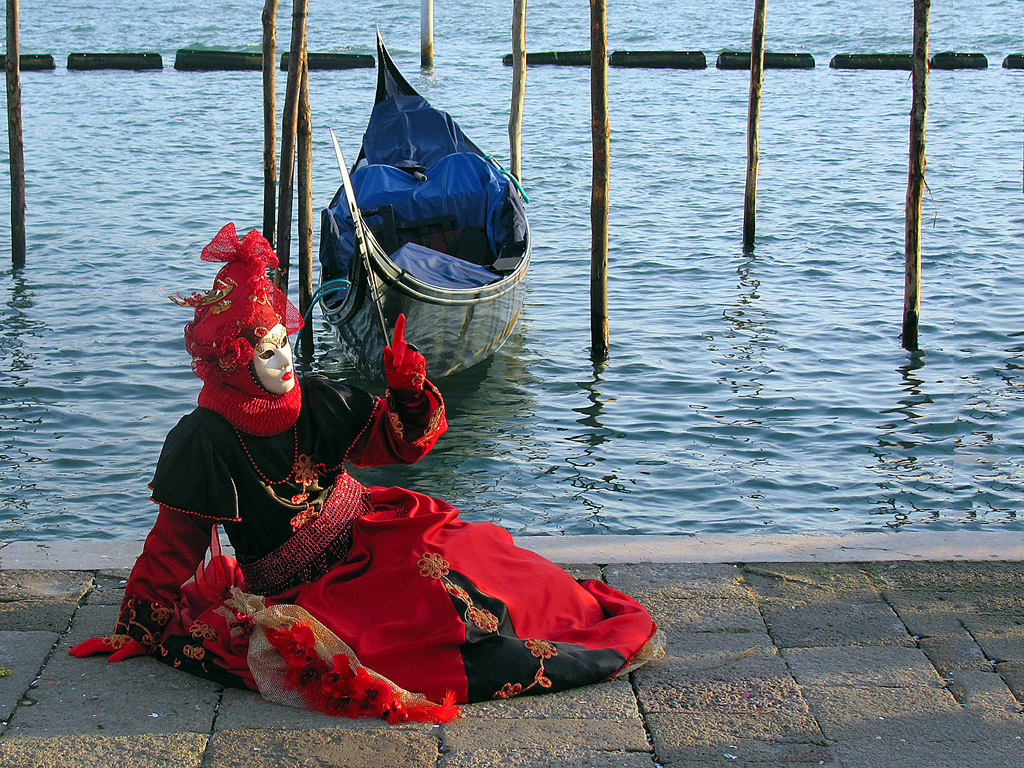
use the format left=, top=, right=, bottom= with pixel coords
left=112, top=375, right=661, bottom=718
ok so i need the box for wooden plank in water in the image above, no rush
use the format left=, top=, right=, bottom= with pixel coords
left=717, top=51, right=815, bottom=69
left=174, top=49, right=261, bottom=71
left=280, top=52, right=374, bottom=70
left=609, top=50, right=706, bottom=69
left=501, top=50, right=592, bottom=67
left=19, top=54, right=54, bottom=71
left=930, top=51, right=987, bottom=69
left=830, top=53, right=913, bottom=70
left=68, top=52, right=162, bottom=70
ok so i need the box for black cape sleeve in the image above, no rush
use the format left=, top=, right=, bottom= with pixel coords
left=149, top=410, right=242, bottom=522
left=301, top=375, right=377, bottom=474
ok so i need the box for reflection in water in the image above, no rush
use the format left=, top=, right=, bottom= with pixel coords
left=0, top=268, right=48, bottom=535
left=700, top=253, right=786, bottom=524
left=870, top=347, right=1022, bottom=528
left=0, top=268, right=42, bottom=381
left=714, top=254, right=778, bottom=398
left=869, top=352, right=932, bottom=527
left=560, top=367, right=629, bottom=530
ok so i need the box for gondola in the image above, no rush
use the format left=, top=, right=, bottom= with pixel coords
left=317, top=33, right=530, bottom=379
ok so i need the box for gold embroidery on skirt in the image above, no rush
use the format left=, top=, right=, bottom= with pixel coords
left=416, top=553, right=499, bottom=634
left=189, top=621, right=219, bottom=640
left=493, top=639, right=559, bottom=699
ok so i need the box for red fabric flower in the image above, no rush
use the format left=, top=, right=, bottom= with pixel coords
left=321, top=654, right=357, bottom=699
left=351, top=667, right=394, bottom=714
left=286, top=658, right=328, bottom=691
left=385, top=697, right=410, bottom=724
left=267, top=621, right=318, bottom=669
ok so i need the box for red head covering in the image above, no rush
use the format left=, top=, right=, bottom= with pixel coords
left=172, top=223, right=304, bottom=435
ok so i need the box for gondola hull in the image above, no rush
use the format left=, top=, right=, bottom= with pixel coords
left=318, top=35, right=530, bottom=380
left=320, top=237, right=529, bottom=379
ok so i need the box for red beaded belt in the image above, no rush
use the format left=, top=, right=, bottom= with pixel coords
left=238, top=472, right=373, bottom=596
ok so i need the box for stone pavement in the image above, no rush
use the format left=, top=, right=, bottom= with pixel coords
left=0, top=536, right=1022, bottom=767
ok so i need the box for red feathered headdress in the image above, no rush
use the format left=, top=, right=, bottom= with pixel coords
left=171, top=224, right=304, bottom=435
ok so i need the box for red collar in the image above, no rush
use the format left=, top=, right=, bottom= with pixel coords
left=197, top=376, right=302, bottom=436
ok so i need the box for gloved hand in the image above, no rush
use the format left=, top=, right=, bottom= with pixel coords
left=383, top=314, right=426, bottom=394
left=69, top=635, right=148, bottom=662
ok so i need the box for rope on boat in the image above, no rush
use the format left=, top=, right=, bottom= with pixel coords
left=293, top=278, right=351, bottom=358
left=484, top=155, right=531, bottom=204
left=305, top=279, right=353, bottom=323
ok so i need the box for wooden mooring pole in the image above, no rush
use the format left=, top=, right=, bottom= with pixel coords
left=509, top=0, right=526, bottom=183
left=743, top=0, right=766, bottom=253
left=297, top=52, right=314, bottom=357
left=903, top=0, right=929, bottom=352
left=274, top=0, right=308, bottom=292
left=261, top=0, right=278, bottom=246
left=590, top=0, right=609, bottom=362
left=421, top=0, right=433, bottom=69
left=5, top=0, right=26, bottom=268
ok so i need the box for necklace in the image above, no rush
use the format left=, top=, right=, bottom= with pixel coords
left=235, top=425, right=327, bottom=532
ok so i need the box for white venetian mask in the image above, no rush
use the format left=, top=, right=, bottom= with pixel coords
left=252, top=323, right=295, bottom=395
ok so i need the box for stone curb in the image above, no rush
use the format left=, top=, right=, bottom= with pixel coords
left=2, top=531, right=1024, bottom=569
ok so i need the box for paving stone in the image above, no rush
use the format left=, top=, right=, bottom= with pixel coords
left=801, top=684, right=963, bottom=740
left=604, top=563, right=750, bottom=600
left=783, top=645, right=943, bottom=688
left=863, top=561, right=1024, bottom=592
left=0, top=601, right=77, bottom=633
left=0, top=732, right=207, bottom=768
left=881, top=592, right=976, bottom=636
left=638, top=631, right=788, bottom=678
left=995, top=660, right=1024, bottom=701
left=556, top=563, right=604, bottom=582
left=977, top=635, right=1024, bottom=664
left=964, top=617, right=1024, bottom=662
left=82, top=571, right=130, bottom=606
left=760, top=596, right=912, bottom=648
left=918, top=632, right=992, bottom=674
left=460, top=679, right=639, bottom=720
left=0, top=571, right=93, bottom=602
left=960, top=612, right=1024, bottom=635
left=439, top=748, right=657, bottom=767
left=947, top=670, right=1022, bottom=711
left=645, top=711, right=833, bottom=766
left=0, top=569, right=92, bottom=633
left=642, top=594, right=766, bottom=636
left=204, top=727, right=437, bottom=768
left=834, top=736, right=1024, bottom=768
left=743, top=563, right=879, bottom=601
left=8, top=604, right=221, bottom=737
left=0, top=630, right=58, bottom=724
left=890, top=610, right=968, bottom=639
left=442, top=717, right=650, bottom=752
left=971, top=592, right=1024, bottom=617
left=637, top=674, right=808, bottom=717
left=216, top=687, right=432, bottom=732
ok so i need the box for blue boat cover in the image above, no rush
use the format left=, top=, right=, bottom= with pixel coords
left=362, top=94, right=474, bottom=170
left=389, top=242, right=499, bottom=289
left=319, top=94, right=528, bottom=290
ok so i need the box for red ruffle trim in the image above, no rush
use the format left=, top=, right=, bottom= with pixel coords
left=198, top=377, right=302, bottom=436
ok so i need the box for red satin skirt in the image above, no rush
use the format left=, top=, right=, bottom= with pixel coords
left=161, top=486, right=659, bottom=706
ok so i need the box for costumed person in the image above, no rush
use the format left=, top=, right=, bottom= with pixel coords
left=70, top=223, right=663, bottom=723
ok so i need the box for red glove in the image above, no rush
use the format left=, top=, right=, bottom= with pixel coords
left=383, top=314, right=426, bottom=394
left=69, top=635, right=148, bottom=662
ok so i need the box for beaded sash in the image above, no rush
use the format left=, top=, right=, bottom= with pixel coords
left=239, top=472, right=373, bottom=596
